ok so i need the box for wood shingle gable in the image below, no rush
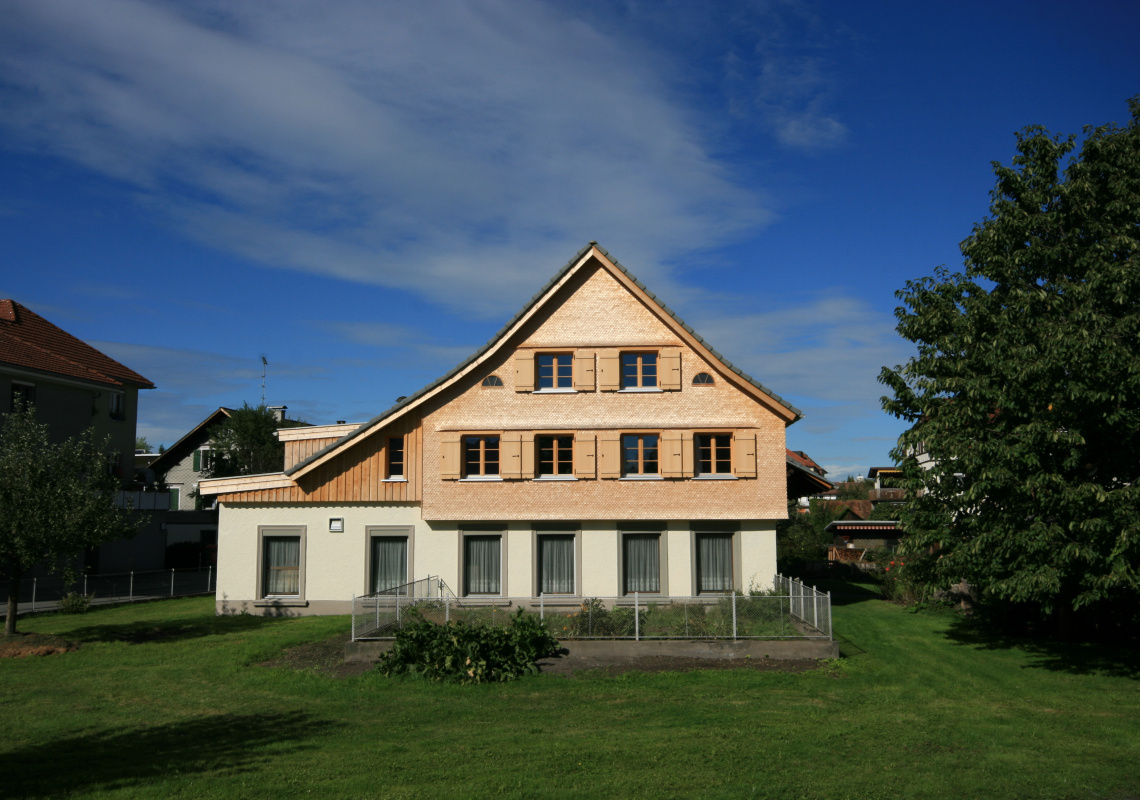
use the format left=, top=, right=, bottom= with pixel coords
left=280, top=243, right=801, bottom=483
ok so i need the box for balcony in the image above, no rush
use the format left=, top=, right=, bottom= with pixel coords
left=868, top=488, right=906, bottom=503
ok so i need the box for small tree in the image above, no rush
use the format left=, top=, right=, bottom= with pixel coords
left=0, top=407, right=141, bottom=634
left=879, top=99, right=1140, bottom=633
left=134, top=436, right=152, bottom=454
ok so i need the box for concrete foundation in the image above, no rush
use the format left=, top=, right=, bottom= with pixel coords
left=345, top=636, right=838, bottom=663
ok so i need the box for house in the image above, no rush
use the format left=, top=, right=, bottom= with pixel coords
left=201, top=243, right=804, bottom=615
left=0, top=299, right=154, bottom=482
left=146, top=407, right=235, bottom=511
left=786, top=449, right=832, bottom=502
left=826, top=519, right=903, bottom=562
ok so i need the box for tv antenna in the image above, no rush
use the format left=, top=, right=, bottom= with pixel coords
left=260, top=355, right=268, bottom=406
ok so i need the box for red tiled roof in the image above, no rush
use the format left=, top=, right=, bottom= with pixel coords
left=0, top=300, right=155, bottom=389
left=786, top=448, right=825, bottom=475
left=818, top=499, right=873, bottom=520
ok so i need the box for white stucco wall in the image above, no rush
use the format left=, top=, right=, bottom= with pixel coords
left=216, top=501, right=778, bottom=615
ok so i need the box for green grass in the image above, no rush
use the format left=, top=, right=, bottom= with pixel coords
left=1, top=580, right=1137, bottom=800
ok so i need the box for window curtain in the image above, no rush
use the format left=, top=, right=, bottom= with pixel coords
left=539, top=535, right=574, bottom=594
left=465, top=536, right=501, bottom=594
left=698, top=534, right=733, bottom=593
left=371, top=537, right=408, bottom=595
left=624, top=534, right=660, bottom=593
left=263, top=536, right=300, bottom=595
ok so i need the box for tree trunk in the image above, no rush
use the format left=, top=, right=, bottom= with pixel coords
left=5, top=569, right=21, bottom=636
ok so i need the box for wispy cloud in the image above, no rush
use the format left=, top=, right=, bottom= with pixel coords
left=0, top=0, right=768, bottom=316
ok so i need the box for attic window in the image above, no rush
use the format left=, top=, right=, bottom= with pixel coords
left=482, top=375, right=504, bottom=387
left=692, top=373, right=714, bottom=386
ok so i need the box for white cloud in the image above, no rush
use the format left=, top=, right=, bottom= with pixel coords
left=0, top=0, right=768, bottom=316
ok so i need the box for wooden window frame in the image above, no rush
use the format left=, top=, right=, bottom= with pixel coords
left=463, top=435, right=501, bottom=478
left=620, top=352, right=659, bottom=389
left=481, top=375, right=504, bottom=387
left=535, top=352, right=575, bottom=391
left=695, top=432, right=734, bottom=476
left=386, top=435, right=405, bottom=480
left=536, top=434, right=574, bottom=477
left=621, top=433, right=660, bottom=477
left=692, top=372, right=715, bottom=386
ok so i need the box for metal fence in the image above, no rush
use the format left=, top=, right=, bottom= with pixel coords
left=351, top=573, right=831, bottom=641
left=0, top=567, right=215, bottom=615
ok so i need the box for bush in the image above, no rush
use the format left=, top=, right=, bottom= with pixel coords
left=58, top=591, right=93, bottom=614
left=376, top=607, right=559, bottom=684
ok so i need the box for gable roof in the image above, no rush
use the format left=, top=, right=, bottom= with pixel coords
left=786, top=448, right=832, bottom=498
left=0, top=300, right=155, bottom=389
left=146, top=407, right=234, bottom=477
left=285, top=242, right=803, bottom=480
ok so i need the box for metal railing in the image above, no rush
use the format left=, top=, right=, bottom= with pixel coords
left=0, top=567, right=215, bottom=616
left=351, top=574, right=831, bottom=641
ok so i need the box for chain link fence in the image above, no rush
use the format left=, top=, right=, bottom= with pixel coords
left=352, top=573, right=830, bottom=641
left=0, top=567, right=215, bottom=616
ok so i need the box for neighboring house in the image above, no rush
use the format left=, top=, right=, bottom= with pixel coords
left=146, top=407, right=236, bottom=511
left=867, top=466, right=905, bottom=508
left=826, top=519, right=903, bottom=562
left=786, top=449, right=832, bottom=502
left=202, top=243, right=805, bottom=615
left=0, top=299, right=154, bottom=482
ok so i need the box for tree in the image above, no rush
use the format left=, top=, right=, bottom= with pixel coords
left=135, top=436, right=152, bottom=453
left=202, top=404, right=305, bottom=479
left=0, top=407, right=141, bottom=634
left=879, top=99, right=1140, bottom=631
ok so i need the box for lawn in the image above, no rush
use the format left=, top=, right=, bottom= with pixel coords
left=1, top=579, right=1137, bottom=800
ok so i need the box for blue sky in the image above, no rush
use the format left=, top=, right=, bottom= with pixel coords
left=1, top=0, right=1137, bottom=478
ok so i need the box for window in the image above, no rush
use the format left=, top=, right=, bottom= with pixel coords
left=193, top=449, right=214, bottom=473
left=692, top=372, right=714, bottom=385
left=464, top=436, right=500, bottom=477
left=623, top=534, right=660, bottom=593
left=464, top=535, right=501, bottom=595
left=537, top=435, right=573, bottom=476
left=482, top=375, right=503, bottom=387
left=696, top=534, right=733, bottom=593
left=537, top=353, right=572, bottom=389
left=387, top=436, right=404, bottom=477
left=622, top=434, right=658, bottom=476
left=10, top=382, right=35, bottom=412
left=262, top=536, right=301, bottom=596
left=696, top=434, right=732, bottom=475
left=621, top=352, right=657, bottom=388
left=538, top=535, right=575, bottom=594
left=109, top=392, right=125, bottom=420
left=370, top=537, right=408, bottom=594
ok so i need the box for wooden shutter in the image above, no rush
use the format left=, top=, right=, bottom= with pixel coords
left=661, top=431, right=684, bottom=478
left=660, top=349, right=682, bottom=390
left=598, top=432, right=622, bottom=478
left=500, top=432, right=522, bottom=479
left=681, top=432, right=695, bottom=478
left=440, top=433, right=462, bottom=480
left=515, top=351, right=535, bottom=392
left=520, top=432, right=535, bottom=479
left=574, top=435, right=596, bottom=478
left=597, top=353, right=620, bottom=391
left=733, top=431, right=757, bottom=478
left=193, top=450, right=201, bottom=472
left=573, top=350, right=596, bottom=391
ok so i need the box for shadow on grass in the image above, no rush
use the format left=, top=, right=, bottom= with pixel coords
left=942, top=616, right=1140, bottom=679
left=63, top=613, right=291, bottom=645
left=805, top=576, right=884, bottom=607
left=0, top=712, right=342, bottom=797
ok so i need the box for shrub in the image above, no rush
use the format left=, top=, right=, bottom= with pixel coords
left=58, top=591, right=93, bottom=614
left=376, top=607, right=559, bottom=684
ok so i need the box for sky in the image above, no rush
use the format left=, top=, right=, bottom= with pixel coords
left=1, top=0, right=1137, bottom=479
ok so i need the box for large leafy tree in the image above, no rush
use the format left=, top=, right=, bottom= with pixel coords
left=0, top=407, right=140, bottom=634
left=880, top=99, right=1140, bottom=630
